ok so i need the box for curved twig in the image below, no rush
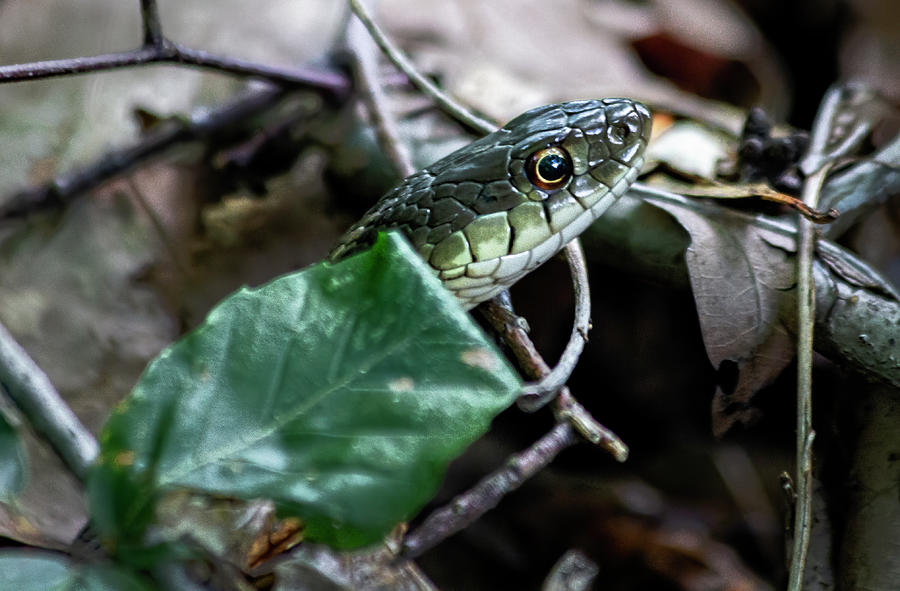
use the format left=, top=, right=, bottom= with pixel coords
left=480, top=297, right=627, bottom=461
left=518, top=240, right=592, bottom=410
left=347, top=0, right=496, bottom=135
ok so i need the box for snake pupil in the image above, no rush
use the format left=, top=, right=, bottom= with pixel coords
left=538, top=154, right=567, bottom=181
left=526, top=146, right=573, bottom=191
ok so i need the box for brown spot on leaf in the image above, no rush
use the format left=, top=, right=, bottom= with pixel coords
left=114, top=450, right=135, bottom=467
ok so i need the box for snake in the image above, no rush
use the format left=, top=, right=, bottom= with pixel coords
left=329, top=98, right=652, bottom=309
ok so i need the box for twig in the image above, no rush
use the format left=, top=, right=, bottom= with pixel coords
left=344, top=1, right=415, bottom=178
left=518, top=240, right=592, bottom=410
left=788, top=164, right=824, bottom=591
left=480, top=297, right=628, bottom=461
left=401, top=421, right=580, bottom=559
left=1, top=85, right=288, bottom=219
left=0, top=321, right=98, bottom=480
left=347, top=0, right=496, bottom=135
left=140, top=0, right=164, bottom=48
left=554, top=389, right=628, bottom=462
left=0, top=1, right=351, bottom=218
left=0, top=42, right=349, bottom=93
left=0, top=0, right=349, bottom=94
left=787, top=84, right=870, bottom=591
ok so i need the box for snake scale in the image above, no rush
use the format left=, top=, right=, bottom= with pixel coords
left=329, top=98, right=652, bottom=308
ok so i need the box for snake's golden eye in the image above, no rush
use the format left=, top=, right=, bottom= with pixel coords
left=525, top=146, right=573, bottom=191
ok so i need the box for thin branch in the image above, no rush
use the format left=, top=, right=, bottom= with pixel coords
left=344, top=4, right=415, bottom=178
left=139, top=0, right=165, bottom=48
left=0, top=321, right=98, bottom=480
left=1, top=85, right=288, bottom=219
left=0, top=42, right=350, bottom=95
left=554, top=388, right=628, bottom=462
left=480, top=297, right=628, bottom=462
left=0, top=47, right=161, bottom=82
left=166, top=42, right=348, bottom=93
left=788, top=164, right=824, bottom=591
left=347, top=0, right=496, bottom=135
left=788, top=83, right=866, bottom=591
left=518, top=240, right=592, bottom=409
left=401, top=421, right=580, bottom=559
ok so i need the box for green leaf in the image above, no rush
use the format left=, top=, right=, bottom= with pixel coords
left=0, top=409, right=26, bottom=501
left=88, top=233, right=520, bottom=550
left=0, top=550, right=153, bottom=591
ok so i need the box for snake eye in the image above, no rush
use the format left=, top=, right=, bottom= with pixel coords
left=525, top=146, right=573, bottom=191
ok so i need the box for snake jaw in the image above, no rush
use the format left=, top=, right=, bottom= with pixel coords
left=330, top=98, right=652, bottom=309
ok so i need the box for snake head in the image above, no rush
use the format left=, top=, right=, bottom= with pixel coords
left=331, top=98, right=652, bottom=309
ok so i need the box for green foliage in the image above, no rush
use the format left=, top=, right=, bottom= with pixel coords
left=88, top=233, right=520, bottom=554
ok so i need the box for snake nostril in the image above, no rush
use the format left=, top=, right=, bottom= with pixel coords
left=610, top=122, right=632, bottom=143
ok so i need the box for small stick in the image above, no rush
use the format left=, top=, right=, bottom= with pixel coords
left=139, top=0, right=164, bottom=48
left=518, top=240, right=592, bottom=410
left=0, top=41, right=349, bottom=94
left=788, top=82, right=872, bottom=591
left=0, top=321, right=98, bottom=480
left=344, top=4, right=415, bottom=178
left=401, top=421, right=580, bottom=559
left=347, top=0, right=496, bottom=135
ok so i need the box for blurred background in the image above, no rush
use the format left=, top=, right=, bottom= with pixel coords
left=0, top=0, right=897, bottom=589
